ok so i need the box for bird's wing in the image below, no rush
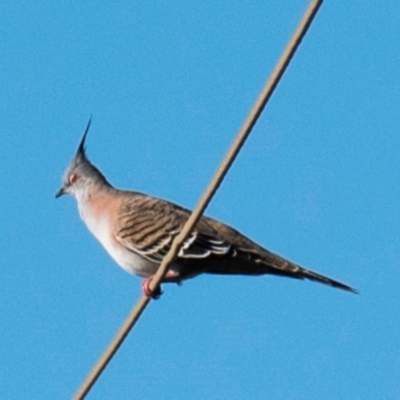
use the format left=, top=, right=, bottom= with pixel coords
left=114, top=193, right=231, bottom=264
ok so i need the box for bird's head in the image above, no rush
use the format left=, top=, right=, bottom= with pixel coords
left=56, top=118, right=108, bottom=199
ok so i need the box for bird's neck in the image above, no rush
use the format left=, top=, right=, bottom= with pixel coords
left=76, top=181, right=114, bottom=221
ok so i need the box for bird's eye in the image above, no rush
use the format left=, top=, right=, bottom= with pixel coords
left=69, top=173, right=79, bottom=185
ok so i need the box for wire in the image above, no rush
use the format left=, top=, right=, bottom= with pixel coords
left=73, top=1, right=323, bottom=398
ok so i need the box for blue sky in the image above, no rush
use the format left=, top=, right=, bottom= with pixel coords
left=1, top=1, right=400, bottom=399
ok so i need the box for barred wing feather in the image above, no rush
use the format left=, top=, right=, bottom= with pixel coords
left=115, top=193, right=231, bottom=264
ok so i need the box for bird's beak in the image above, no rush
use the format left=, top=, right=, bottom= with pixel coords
left=55, top=187, right=66, bottom=198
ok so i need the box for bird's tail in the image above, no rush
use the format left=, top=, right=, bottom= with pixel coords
left=255, top=252, right=358, bottom=294
left=294, top=266, right=358, bottom=293
left=249, top=249, right=358, bottom=293
left=205, top=249, right=358, bottom=294
left=201, top=217, right=357, bottom=293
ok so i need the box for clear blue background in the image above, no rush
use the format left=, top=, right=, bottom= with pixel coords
left=1, top=1, right=399, bottom=399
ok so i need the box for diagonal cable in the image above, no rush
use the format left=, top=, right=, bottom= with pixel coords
left=73, top=1, right=323, bottom=398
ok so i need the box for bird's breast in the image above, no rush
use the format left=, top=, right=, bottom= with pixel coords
left=78, top=195, right=159, bottom=278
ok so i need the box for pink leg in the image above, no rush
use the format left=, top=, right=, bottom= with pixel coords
left=141, top=271, right=180, bottom=299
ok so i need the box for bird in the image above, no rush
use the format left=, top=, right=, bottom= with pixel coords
left=56, top=119, right=357, bottom=298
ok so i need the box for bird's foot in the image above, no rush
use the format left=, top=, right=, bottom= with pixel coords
left=141, top=271, right=181, bottom=299
left=142, top=277, right=162, bottom=299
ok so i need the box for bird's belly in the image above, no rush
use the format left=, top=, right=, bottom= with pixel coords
left=107, top=244, right=159, bottom=277
left=83, top=212, right=159, bottom=277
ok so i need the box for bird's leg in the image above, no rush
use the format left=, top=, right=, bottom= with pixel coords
left=141, top=278, right=162, bottom=299
left=141, top=271, right=181, bottom=299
